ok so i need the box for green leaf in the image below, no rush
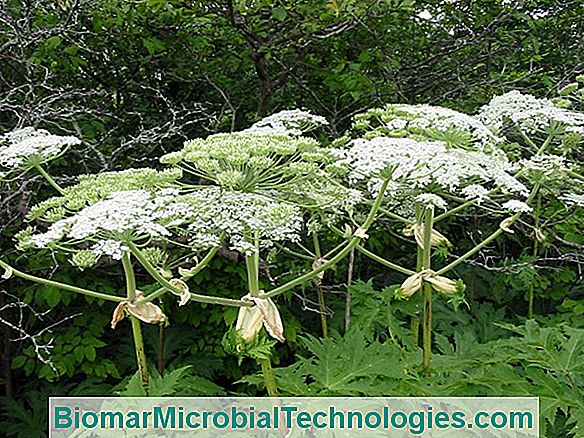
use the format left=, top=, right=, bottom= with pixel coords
left=272, top=7, right=287, bottom=21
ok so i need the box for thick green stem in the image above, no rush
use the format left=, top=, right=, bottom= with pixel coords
left=262, top=179, right=390, bottom=299
left=127, top=243, right=249, bottom=307
left=245, top=233, right=261, bottom=298
left=34, top=164, right=65, bottom=195
left=122, top=252, right=149, bottom=391
left=130, top=316, right=149, bottom=390
left=421, top=207, right=434, bottom=371
left=436, top=228, right=505, bottom=276
left=378, top=206, right=413, bottom=224
left=313, top=233, right=328, bottom=338
left=244, top=234, right=280, bottom=396
left=259, top=358, right=279, bottom=396
left=136, top=247, right=219, bottom=305
left=568, top=170, right=584, bottom=183
left=0, top=260, right=124, bottom=302
left=411, top=205, right=423, bottom=346
left=434, top=200, right=476, bottom=223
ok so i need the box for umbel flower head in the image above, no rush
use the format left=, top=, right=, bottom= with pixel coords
left=27, top=168, right=183, bottom=221
left=0, top=127, right=81, bottom=174
left=18, top=189, right=195, bottom=264
left=19, top=185, right=304, bottom=267
left=160, top=131, right=336, bottom=192
left=241, top=109, right=329, bottom=136
left=183, top=187, right=303, bottom=255
left=334, top=137, right=527, bottom=201
left=477, top=90, right=584, bottom=135
left=560, top=193, right=584, bottom=207
left=350, top=104, right=501, bottom=150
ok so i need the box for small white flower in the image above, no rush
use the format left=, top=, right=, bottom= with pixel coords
left=91, top=240, right=128, bottom=260
left=336, top=137, right=527, bottom=198
left=461, top=184, right=490, bottom=203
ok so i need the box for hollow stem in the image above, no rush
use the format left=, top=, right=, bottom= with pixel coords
left=122, top=251, right=149, bottom=391
left=436, top=184, right=541, bottom=277
left=312, top=232, right=328, bottom=338
left=259, top=358, right=279, bottom=396
left=411, top=205, right=423, bottom=346
left=421, top=207, right=434, bottom=371
left=355, top=245, right=416, bottom=276
left=244, top=232, right=260, bottom=298
left=244, top=234, right=280, bottom=396
left=33, top=164, right=65, bottom=195
left=434, top=200, right=476, bottom=223
left=529, top=193, right=541, bottom=319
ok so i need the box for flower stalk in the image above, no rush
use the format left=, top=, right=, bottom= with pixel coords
left=33, top=163, right=65, bottom=195
left=312, top=232, right=329, bottom=338
left=127, top=242, right=249, bottom=308
left=244, top=233, right=280, bottom=396
left=261, top=178, right=391, bottom=300
left=421, top=207, right=434, bottom=371
left=0, top=259, right=125, bottom=302
left=122, top=252, right=149, bottom=391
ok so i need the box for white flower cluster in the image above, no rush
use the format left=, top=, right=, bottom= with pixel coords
left=335, top=137, right=527, bottom=198
left=477, top=91, right=584, bottom=134
left=184, top=187, right=303, bottom=255
left=21, top=186, right=304, bottom=260
left=518, top=154, right=569, bottom=180
left=461, top=184, right=490, bottom=203
left=28, top=167, right=183, bottom=221
left=501, top=200, right=532, bottom=213
left=241, top=109, right=329, bottom=136
left=23, top=189, right=193, bottom=250
left=352, top=104, right=500, bottom=149
left=559, top=193, right=584, bottom=207
left=90, top=240, right=128, bottom=260
left=0, top=127, right=81, bottom=170
left=415, top=193, right=447, bottom=210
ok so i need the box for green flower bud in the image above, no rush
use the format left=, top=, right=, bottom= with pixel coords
left=71, top=250, right=99, bottom=270
left=142, top=247, right=168, bottom=267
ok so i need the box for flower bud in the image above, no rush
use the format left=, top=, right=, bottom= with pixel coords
left=70, top=250, right=99, bottom=270
left=398, top=272, right=424, bottom=298
left=499, top=217, right=515, bottom=234
left=1, top=265, right=13, bottom=279
left=535, top=228, right=546, bottom=243
left=426, top=275, right=460, bottom=295
left=559, top=83, right=578, bottom=96
left=169, top=278, right=191, bottom=306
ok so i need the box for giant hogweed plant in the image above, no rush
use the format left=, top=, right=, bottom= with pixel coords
left=0, top=110, right=373, bottom=395
left=1, top=90, right=583, bottom=393
left=325, top=89, right=584, bottom=371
